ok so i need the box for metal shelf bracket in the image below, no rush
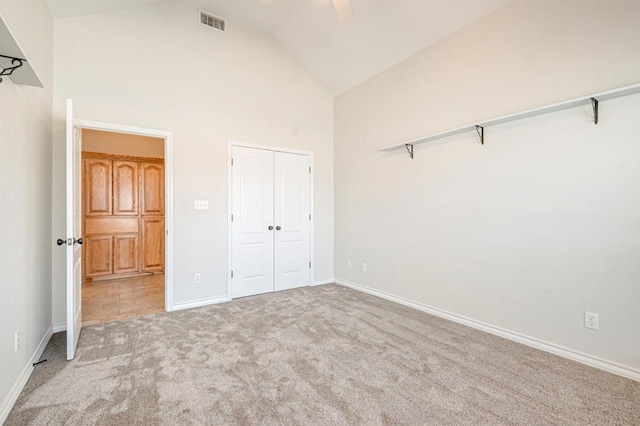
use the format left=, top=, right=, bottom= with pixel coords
left=405, top=143, right=414, bottom=159
left=0, top=54, right=26, bottom=83
left=476, top=125, right=484, bottom=145
left=591, top=97, right=599, bottom=125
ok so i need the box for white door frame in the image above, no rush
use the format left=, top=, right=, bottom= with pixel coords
left=227, top=140, right=314, bottom=300
left=76, top=119, right=175, bottom=311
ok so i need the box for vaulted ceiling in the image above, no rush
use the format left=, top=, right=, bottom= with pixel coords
left=47, top=0, right=511, bottom=95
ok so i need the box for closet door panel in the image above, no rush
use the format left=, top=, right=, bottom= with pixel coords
left=84, top=158, right=112, bottom=216
left=274, top=152, right=311, bottom=291
left=231, top=146, right=275, bottom=298
left=113, top=161, right=139, bottom=216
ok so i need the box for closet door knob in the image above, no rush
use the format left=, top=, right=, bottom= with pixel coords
left=268, top=226, right=274, bottom=231
left=276, top=226, right=282, bottom=231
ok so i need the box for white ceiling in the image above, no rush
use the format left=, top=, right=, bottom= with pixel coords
left=47, top=0, right=511, bottom=95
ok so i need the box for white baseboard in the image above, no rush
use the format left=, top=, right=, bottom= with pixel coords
left=0, top=326, right=53, bottom=424
left=312, top=278, right=334, bottom=286
left=171, top=296, right=229, bottom=312
left=52, top=322, right=66, bottom=333
left=335, top=278, right=640, bottom=382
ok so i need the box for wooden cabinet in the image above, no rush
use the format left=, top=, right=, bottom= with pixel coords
left=83, top=153, right=164, bottom=281
left=113, top=161, right=138, bottom=215
left=85, top=236, right=113, bottom=277
left=84, top=159, right=112, bottom=216
left=141, top=218, right=164, bottom=272
left=114, top=235, right=139, bottom=274
left=141, top=163, right=164, bottom=215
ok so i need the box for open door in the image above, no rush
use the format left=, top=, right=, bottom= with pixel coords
left=65, top=99, right=83, bottom=360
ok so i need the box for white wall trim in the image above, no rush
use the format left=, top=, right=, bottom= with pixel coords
left=0, top=326, right=52, bottom=424
left=75, top=119, right=175, bottom=312
left=227, top=140, right=315, bottom=301
left=312, top=279, right=334, bottom=286
left=52, top=322, right=66, bottom=333
left=228, top=140, right=313, bottom=157
left=171, top=296, right=229, bottom=312
left=335, top=278, right=640, bottom=382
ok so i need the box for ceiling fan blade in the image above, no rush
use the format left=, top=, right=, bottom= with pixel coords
left=332, top=0, right=354, bottom=21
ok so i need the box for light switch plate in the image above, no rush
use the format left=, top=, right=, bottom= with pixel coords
left=194, top=200, right=209, bottom=210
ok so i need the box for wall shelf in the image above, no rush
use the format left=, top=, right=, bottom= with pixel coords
left=0, top=15, right=43, bottom=87
left=379, top=82, right=640, bottom=158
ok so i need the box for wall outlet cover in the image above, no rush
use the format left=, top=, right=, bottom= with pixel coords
left=584, top=311, right=599, bottom=330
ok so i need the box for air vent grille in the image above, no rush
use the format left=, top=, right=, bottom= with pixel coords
left=200, top=10, right=225, bottom=31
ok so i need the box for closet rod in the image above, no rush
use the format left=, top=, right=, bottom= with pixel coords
left=380, top=82, right=640, bottom=158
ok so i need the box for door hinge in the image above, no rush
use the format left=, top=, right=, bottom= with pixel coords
left=309, top=166, right=311, bottom=173
left=309, top=261, right=311, bottom=269
left=231, top=158, right=234, bottom=166
left=231, top=270, right=234, bottom=278
left=231, top=214, right=234, bottom=222
left=309, top=214, right=311, bottom=221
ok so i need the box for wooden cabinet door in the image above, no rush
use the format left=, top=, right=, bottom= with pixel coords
left=114, top=234, right=139, bottom=274
left=84, top=236, right=113, bottom=277
left=141, top=163, right=164, bottom=215
left=141, top=217, right=164, bottom=272
left=84, top=158, right=112, bottom=216
left=113, top=161, right=138, bottom=216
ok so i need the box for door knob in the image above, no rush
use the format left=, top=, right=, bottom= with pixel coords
left=74, top=238, right=83, bottom=245
left=56, top=239, right=66, bottom=246
left=276, top=226, right=282, bottom=231
left=268, top=226, right=274, bottom=231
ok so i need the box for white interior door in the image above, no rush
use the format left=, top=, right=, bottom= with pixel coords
left=66, top=99, right=83, bottom=360
left=231, top=146, right=275, bottom=298
left=274, top=152, right=311, bottom=291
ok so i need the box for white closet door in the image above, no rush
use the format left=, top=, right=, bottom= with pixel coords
left=232, top=147, right=275, bottom=298
left=274, top=152, right=311, bottom=291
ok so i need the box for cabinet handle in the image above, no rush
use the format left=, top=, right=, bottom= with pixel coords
left=276, top=226, right=282, bottom=231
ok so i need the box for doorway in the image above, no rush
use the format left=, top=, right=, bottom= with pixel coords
left=77, top=124, right=172, bottom=325
left=229, top=143, right=313, bottom=299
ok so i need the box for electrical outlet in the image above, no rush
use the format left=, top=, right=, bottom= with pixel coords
left=347, top=260, right=352, bottom=270
left=361, top=263, right=367, bottom=273
left=585, top=311, right=599, bottom=330
left=194, top=273, right=201, bottom=284
left=14, top=330, right=19, bottom=352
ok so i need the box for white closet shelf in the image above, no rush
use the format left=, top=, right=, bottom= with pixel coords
left=379, top=82, right=640, bottom=157
left=0, top=15, right=43, bottom=87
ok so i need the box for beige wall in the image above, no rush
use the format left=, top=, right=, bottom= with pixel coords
left=0, top=0, right=53, bottom=419
left=334, top=0, right=640, bottom=371
left=52, top=2, right=334, bottom=324
left=82, top=129, right=164, bottom=158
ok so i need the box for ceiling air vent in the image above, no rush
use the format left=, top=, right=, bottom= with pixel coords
left=199, top=10, right=225, bottom=32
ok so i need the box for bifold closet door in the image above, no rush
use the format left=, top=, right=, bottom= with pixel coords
left=274, top=152, right=311, bottom=291
left=232, top=147, right=275, bottom=298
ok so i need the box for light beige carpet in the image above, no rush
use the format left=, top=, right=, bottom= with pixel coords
left=6, top=284, right=639, bottom=425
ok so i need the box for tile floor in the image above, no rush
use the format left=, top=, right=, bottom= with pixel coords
left=82, top=274, right=165, bottom=326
